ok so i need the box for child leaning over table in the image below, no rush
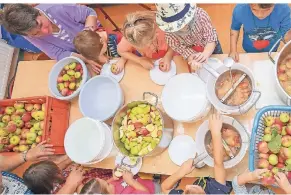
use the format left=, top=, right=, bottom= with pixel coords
left=23, top=156, right=112, bottom=194
left=117, top=11, right=174, bottom=72
left=74, top=28, right=127, bottom=75
left=229, top=4, right=291, bottom=62
left=155, top=4, right=222, bottom=72
left=161, top=114, right=232, bottom=194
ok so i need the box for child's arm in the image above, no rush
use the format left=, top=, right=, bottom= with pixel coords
left=236, top=169, right=268, bottom=186
left=275, top=172, right=291, bottom=194
left=115, top=57, right=127, bottom=74
left=195, top=42, right=216, bottom=63
left=229, top=30, right=240, bottom=62
left=160, top=47, right=174, bottom=72
left=279, top=5, right=291, bottom=40
left=161, top=159, right=195, bottom=194
left=122, top=171, right=149, bottom=192
left=57, top=166, right=84, bottom=194
left=208, top=114, right=226, bottom=185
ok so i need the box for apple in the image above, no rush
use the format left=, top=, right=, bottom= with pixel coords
left=19, top=145, right=28, bottom=152
left=75, top=64, right=82, bottom=71
left=22, top=112, right=32, bottom=122
left=26, top=139, right=33, bottom=145
left=286, top=124, right=291, bottom=135
left=278, top=154, right=285, bottom=163
left=276, top=163, right=285, bottom=169
left=271, top=167, right=279, bottom=174
left=69, top=62, right=76, bottom=70
left=258, top=141, right=269, bottom=154
left=265, top=116, right=275, bottom=127
left=258, top=159, right=270, bottom=168
left=67, top=69, right=75, bottom=76
left=76, top=82, right=81, bottom=88
left=39, top=121, right=44, bottom=130
left=13, top=146, right=19, bottom=152
left=19, top=140, right=26, bottom=145
left=25, top=104, right=34, bottom=112
left=271, top=124, right=282, bottom=134
left=0, top=122, right=4, bottom=128
left=69, top=82, right=76, bottom=90
left=67, top=90, right=74, bottom=96
left=286, top=158, right=291, bottom=165
left=263, top=134, right=272, bottom=142
left=35, top=136, right=41, bottom=143
left=57, top=83, right=65, bottom=91
left=278, top=73, right=288, bottom=81
left=269, top=154, right=278, bottom=166
left=2, top=115, right=10, bottom=123
left=283, top=147, right=291, bottom=159
left=264, top=127, right=272, bottom=134
left=64, top=64, right=70, bottom=70
left=64, top=81, right=70, bottom=88
left=75, top=72, right=81, bottom=79
left=0, top=137, right=9, bottom=144
left=259, top=153, right=270, bottom=159
left=261, top=174, right=275, bottom=186
left=14, top=102, right=24, bottom=110
left=31, top=143, right=37, bottom=148
left=14, top=119, right=24, bottom=128
left=279, top=64, right=287, bottom=73
left=0, top=129, right=8, bottom=137
left=282, top=135, right=291, bottom=147
left=32, top=111, right=45, bottom=121
left=33, top=104, right=41, bottom=111
left=11, top=114, right=21, bottom=121
left=61, top=88, right=69, bottom=96
left=62, top=74, right=70, bottom=81
left=57, top=76, right=63, bottom=83
left=5, top=107, right=15, bottom=115
left=280, top=113, right=290, bottom=123
left=15, top=109, right=25, bottom=115
left=5, top=144, right=14, bottom=151
left=26, top=132, right=37, bottom=141
left=42, top=104, right=45, bottom=112
left=37, top=130, right=43, bottom=136
left=33, top=122, right=41, bottom=130
left=15, top=128, right=22, bottom=135
left=30, top=127, right=36, bottom=133
left=21, top=129, right=29, bottom=139
left=25, top=121, right=33, bottom=129
left=282, top=127, right=287, bottom=135
left=9, top=135, right=20, bottom=145
left=6, top=122, right=17, bottom=133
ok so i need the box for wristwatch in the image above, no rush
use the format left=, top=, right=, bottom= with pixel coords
left=22, top=150, right=28, bottom=162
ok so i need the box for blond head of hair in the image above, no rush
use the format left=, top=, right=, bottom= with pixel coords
left=123, top=11, right=156, bottom=48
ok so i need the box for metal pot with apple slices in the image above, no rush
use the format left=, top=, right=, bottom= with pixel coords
left=269, top=38, right=291, bottom=105
left=112, top=92, right=174, bottom=157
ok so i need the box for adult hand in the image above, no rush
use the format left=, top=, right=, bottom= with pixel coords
left=87, top=59, right=103, bottom=74
left=208, top=113, right=223, bottom=135
left=159, top=55, right=171, bottom=72
left=26, top=141, right=55, bottom=161
left=229, top=51, right=239, bottom=62
left=139, top=57, right=154, bottom=70
left=194, top=52, right=208, bottom=63
left=122, top=170, right=134, bottom=185
left=251, top=169, right=268, bottom=181
left=275, top=172, right=291, bottom=193
left=66, top=166, right=85, bottom=187
left=179, top=158, right=195, bottom=176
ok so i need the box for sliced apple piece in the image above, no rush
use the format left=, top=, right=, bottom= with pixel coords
left=150, top=112, right=156, bottom=119
left=138, top=104, right=147, bottom=108
left=147, top=144, right=153, bottom=152
left=151, top=129, right=158, bottom=138
left=137, top=136, right=143, bottom=143
left=157, top=130, right=162, bottom=137
left=115, top=170, right=123, bottom=177
left=128, top=125, right=135, bottom=131
left=119, top=130, right=124, bottom=139
left=143, top=137, right=153, bottom=142
left=146, top=124, right=155, bottom=132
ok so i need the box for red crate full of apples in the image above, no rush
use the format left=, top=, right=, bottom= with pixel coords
left=0, top=96, right=70, bottom=154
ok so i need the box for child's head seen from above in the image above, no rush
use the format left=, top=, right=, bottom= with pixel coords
left=74, top=30, right=107, bottom=64
left=184, top=184, right=206, bottom=194
left=123, top=11, right=156, bottom=49
left=250, top=4, right=275, bottom=20
left=80, top=178, right=111, bottom=194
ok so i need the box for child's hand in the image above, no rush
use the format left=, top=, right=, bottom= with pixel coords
left=159, top=56, right=171, bottom=72
left=87, top=59, right=102, bottom=74
left=275, top=172, right=291, bottom=193
left=195, top=52, right=209, bottom=63
left=188, top=59, right=203, bottom=72
left=251, top=169, right=268, bottom=181
left=112, top=166, right=120, bottom=181
left=209, top=113, right=223, bottom=135
left=229, top=51, right=239, bottom=62
left=114, top=58, right=125, bottom=74
left=179, top=158, right=195, bottom=176
left=66, top=166, right=85, bottom=187
left=139, top=57, right=154, bottom=70
left=122, top=170, right=134, bottom=185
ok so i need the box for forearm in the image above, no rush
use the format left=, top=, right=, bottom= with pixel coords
left=0, top=153, right=24, bottom=171
left=283, top=185, right=291, bottom=194
left=212, top=133, right=226, bottom=184
left=71, top=52, right=89, bottom=63
left=57, top=158, right=72, bottom=170
left=204, top=42, right=216, bottom=56
left=164, top=47, right=174, bottom=59
left=118, top=51, right=143, bottom=65
left=161, top=171, right=184, bottom=193
left=237, top=172, right=254, bottom=186
left=128, top=180, right=149, bottom=192
left=118, top=57, right=128, bottom=65
left=230, top=30, right=239, bottom=52
left=85, top=15, right=98, bottom=29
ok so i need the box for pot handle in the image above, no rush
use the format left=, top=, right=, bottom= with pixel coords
left=143, top=92, right=159, bottom=106
left=202, top=63, right=220, bottom=78
left=239, top=90, right=261, bottom=114
left=268, top=37, right=283, bottom=64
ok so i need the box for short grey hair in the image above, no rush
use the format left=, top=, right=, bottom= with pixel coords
left=0, top=4, right=40, bottom=35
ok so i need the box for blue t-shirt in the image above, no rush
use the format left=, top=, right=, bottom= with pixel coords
left=231, top=4, right=291, bottom=53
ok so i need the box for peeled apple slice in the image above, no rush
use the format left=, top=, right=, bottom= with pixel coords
left=114, top=170, right=123, bottom=177
left=119, top=130, right=124, bottom=139
left=146, top=124, right=155, bottom=132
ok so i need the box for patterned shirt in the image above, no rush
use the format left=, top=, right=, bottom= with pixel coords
left=165, top=7, right=218, bottom=60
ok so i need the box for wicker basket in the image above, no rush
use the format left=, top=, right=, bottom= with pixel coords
left=249, top=105, right=291, bottom=171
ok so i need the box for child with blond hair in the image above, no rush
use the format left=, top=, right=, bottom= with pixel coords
left=117, top=11, right=174, bottom=72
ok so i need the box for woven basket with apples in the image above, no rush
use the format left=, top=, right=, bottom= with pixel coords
left=250, top=106, right=291, bottom=186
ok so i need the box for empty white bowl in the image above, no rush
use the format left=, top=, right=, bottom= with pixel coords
left=79, top=75, right=123, bottom=121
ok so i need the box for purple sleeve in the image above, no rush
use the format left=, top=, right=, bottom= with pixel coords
left=25, top=37, right=72, bottom=60
left=62, top=4, right=97, bottom=24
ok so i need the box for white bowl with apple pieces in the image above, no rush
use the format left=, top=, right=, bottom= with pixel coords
left=49, top=56, right=88, bottom=101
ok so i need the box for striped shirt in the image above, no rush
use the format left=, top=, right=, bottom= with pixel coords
left=165, top=7, right=218, bottom=60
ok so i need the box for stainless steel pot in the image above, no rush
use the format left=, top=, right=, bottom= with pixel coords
left=268, top=38, right=291, bottom=105
left=112, top=92, right=174, bottom=157
left=202, top=62, right=261, bottom=115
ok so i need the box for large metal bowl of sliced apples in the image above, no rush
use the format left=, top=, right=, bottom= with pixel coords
left=112, top=92, right=173, bottom=157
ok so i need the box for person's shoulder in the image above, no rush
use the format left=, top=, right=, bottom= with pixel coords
left=195, top=7, right=210, bottom=18
left=274, top=4, right=290, bottom=14
left=233, top=4, right=249, bottom=14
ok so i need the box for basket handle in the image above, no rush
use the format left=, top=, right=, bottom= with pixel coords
left=143, top=92, right=158, bottom=106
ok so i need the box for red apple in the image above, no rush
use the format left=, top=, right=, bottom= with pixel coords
left=6, top=122, right=17, bottom=133
left=64, top=81, right=70, bottom=88
left=286, top=124, right=291, bottom=135
left=25, top=104, right=34, bottom=112
left=259, top=153, right=270, bottom=159
left=282, top=135, right=291, bottom=147
left=69, top=76, right=76, bottom=82
left=287, top=172, right=291, bottom=180
left=261, top=175, right=275, bottom=186
left=279, top=64, right=287, bottom=73
left=271, top=124, right=282, bottom=134
left=21, top=129, right=29, bottom=139
left=258, top=159, right=270, bottom=168
left=67, top=90, right=74, bottom=96
left=25, top=121, right=33, bottom=129
left=264, top=127, right=272, bottom=134
left=61, top=88, right=69, bottom=96
left=268, top=164, right=274, bottom=170
left=258, top=141, right=269, bottom=154
left=33, top=104, right=41, bottom=111
left=57, top=76, right=63, bottom=83
left=276, top=163, right=285, bottom=169
left=75, top=63, right=82, bottom=71
left=283, top=147, right=291, bottom=159
left=22, top=112, right=32, bottom=122
left=275, top=117, right=284, bottom=126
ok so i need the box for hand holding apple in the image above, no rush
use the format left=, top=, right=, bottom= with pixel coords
left=275, top=172, right=291, bottom=194
left=25, top=140, right=55, bottom=161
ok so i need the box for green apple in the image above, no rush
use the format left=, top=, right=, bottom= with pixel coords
left=35, top=136, right=41, bottom=143
left=269, top=154, right=278, bottom=166
left=5, top=107, right=15, bottom=115
left=9, top=135, right=20, bottom=145
left=58, top=83, right=65, bottom=90
left=26, top=139, right=34, bottom=145
left=30, top=127, right=36, bottom=133
left=286, top=159, right=291, bottom=165
left=263, top=134, right=272, bottom=142
left=67, top=69, right=75, bottom=76
left=33, top=122, right=41, bottom=131
left=19, top=145, right=28, bottom=152
left=26, top=132, right=37, bottom=141
left=37, top=130, right=43, bottom=136
left=74, top=72, right=81, bottom=79
left=0, top=122, right=5, bottom=128
left=280, top=113, right=290, bottom=123
left=69, top=62, right=76, bottom=70
left=62, top=74, right=70, bottom=81
left=15, top=128, right=22, bottom=135
left=64, top=65, right=70, bottom=70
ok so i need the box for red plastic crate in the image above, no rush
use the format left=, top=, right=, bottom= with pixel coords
left=0, top=96, right=70, bottom=154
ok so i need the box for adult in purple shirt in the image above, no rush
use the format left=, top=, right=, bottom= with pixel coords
left=0, top=4, right=102, bottom=73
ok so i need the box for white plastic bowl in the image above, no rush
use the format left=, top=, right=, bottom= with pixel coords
left=79, top=75, right=123, bottom=121
left=48, top=56, right=88, bottom=100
